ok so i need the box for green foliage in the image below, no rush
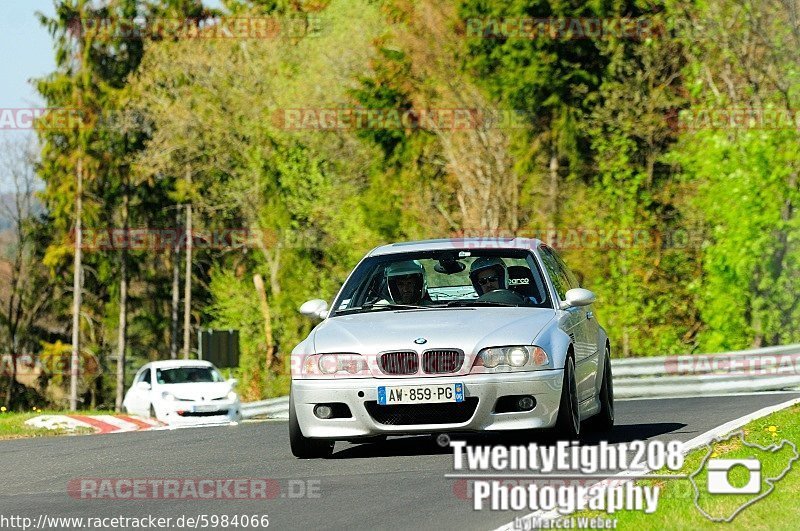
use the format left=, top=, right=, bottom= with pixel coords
left=206, top=269, right=267, bottom=400
left=667, top=128, right=800, bottom=351
left=25, top=0, right=800, bottom=407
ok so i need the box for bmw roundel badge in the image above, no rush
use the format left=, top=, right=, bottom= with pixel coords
left=414, top=337, right=427, bottom=345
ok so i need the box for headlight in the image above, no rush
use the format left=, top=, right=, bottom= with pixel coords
left=227, top=391, right=238, bottom=400
left=161, top=391, right=176, bottom=401
left=480, top=348, right=506, bottom=368
left=507, top=347, right=529, bottom=366
left=302, top=353, right=370, bottom=377
left=472, top=346, right=549, bottom=373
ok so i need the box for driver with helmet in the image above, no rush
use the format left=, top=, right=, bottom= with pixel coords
left=382, top=260, right=429, bottom=305
left=469, top=257, right=508, bottom=296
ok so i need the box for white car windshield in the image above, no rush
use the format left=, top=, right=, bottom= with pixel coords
left=332, top=249, right=551, bottom=314
left=156, top=367, right=224, bottom=384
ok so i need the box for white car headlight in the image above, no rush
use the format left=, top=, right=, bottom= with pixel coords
left=472, top=346, right=549, bottom=373
left=302, top=353, right=370, bottom=377
left=161, top=391, right=176, bottom=401
left=227, top=390, right=238, bottom=400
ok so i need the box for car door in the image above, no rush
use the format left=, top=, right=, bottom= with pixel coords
left=126, top=366, right=152, bottom=415
left=539, top=246, right=598, bottom=403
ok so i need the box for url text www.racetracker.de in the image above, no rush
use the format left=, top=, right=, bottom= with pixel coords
left=444, top=439, right=687, bottom=529
left=0, top=514, right=270, bottom=530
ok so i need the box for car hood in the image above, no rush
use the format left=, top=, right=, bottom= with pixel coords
left=157, top=382, right=233, bottom=401
left=312, top=307, right=556, bottom=357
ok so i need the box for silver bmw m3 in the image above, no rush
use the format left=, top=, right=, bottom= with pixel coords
left=289, top=238, right=614, bottom=458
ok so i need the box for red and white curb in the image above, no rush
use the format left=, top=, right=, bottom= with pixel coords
left=25, top=414, right=163, bottom=434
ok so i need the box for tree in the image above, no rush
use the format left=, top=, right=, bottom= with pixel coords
left=37, top=0, right=96, bottom=411
left=667, top=0, right=800, bottom=350
left=37, top=0, right=146, bottom=409
left=0, top=137, right=55, bottom=409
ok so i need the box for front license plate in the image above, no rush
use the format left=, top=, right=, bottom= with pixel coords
left=377, top=383, right=464, bottom=405
left=192, top=405, right=219, bottom=413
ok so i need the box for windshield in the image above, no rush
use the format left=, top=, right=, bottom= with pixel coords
left=331, top=249, right=551, bottom=315
left=156, top=366, right=224, bottom=384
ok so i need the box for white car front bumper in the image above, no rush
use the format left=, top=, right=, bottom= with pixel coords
left=157, top=398, right=242, bottom=425
left=291, top=370, right=564, bottom=438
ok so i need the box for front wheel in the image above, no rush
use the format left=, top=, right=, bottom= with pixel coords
left=587, top=346, right=614, bottom=432
left=554, top=356, right=580, bottom=439
left=289, top=393, right=334, bottom=459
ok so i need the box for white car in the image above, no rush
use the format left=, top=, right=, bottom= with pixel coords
left=122, top=360, right=241, bottom=425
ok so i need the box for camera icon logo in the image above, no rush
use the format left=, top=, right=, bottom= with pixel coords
left=690, top=430, right=799, bottom=522
left=706, top=459, right=761, bottom=494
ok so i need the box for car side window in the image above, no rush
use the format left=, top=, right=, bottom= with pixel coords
left=539, top=246, right=570, bottom=300
left=141, top=368, right=151, bottom=385
left=550, top=248, right=580, bottom=289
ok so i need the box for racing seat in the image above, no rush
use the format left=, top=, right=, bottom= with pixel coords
left=507, top=266, right=545, bottom=303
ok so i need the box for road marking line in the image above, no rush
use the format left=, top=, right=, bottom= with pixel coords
left=93, top=415, right=145, bottom=431
left=69, top=415, right=120, bottom=434
left=118, top=415, right=162, bottom=429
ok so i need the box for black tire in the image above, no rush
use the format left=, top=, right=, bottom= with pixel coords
left=289, top=393, right=334, bottom=459
left=554, top=356, right=580, bottom=440
left=587, top=346, right=614, bottom=432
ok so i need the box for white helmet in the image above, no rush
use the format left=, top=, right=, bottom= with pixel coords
left=385, top=260, right=427, bottom=303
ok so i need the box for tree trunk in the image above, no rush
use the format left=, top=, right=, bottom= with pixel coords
left=253, top=274, right=274, bottom=370
left=115, top=183, right=129, bottom=412
left=69, top=156, right=83, bottom=411
left=170, top=207, right=181, bottom=360
left=5, top=346, right=16, bottom=409
left=182, top=171, right=193, bottom=359
left=622, top=328, right=630, bottom=358
left=549, top=150, right=559, bottom=226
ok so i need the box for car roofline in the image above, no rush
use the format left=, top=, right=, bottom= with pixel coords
left=367, top=237, right=542, bottom=257
left=144, top=360, right=215, bottom=368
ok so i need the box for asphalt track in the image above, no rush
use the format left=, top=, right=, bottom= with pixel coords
left=2, top=392, right=798, bottom=531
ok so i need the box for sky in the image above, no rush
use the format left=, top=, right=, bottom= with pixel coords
left=0, top=0, right=58, bottom=110
left=0, top=1, right=222, bottom=191
left=0, top=0, right=224, bottom=115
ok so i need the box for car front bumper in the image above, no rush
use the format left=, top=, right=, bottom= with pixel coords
left=157, top=399, right=242, bottom=425
left=291, top=370, right=564, bottom=438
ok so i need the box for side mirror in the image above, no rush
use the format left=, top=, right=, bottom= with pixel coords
left=560, top=288, right=596, bottom=309
left=299, top=298, right=328, bottom=320
left=136, top=381, right=151, bottom=391
left=227, top=378, right=238, bottom=388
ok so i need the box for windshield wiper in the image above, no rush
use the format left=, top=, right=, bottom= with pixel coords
left=444, top=300, right=518, bottom=307
left=335, top=302, right=434, bottom=314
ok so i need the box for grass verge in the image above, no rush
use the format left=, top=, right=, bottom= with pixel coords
left=571, top=402, right=800, bottom=530
left=0, top=410, right=98, bottom=440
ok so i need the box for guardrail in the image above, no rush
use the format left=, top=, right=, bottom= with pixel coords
left=238, top=344, right=800, bottom=416
left=612, top=343, right=800, bottom=398
left=240, top=396, right=289, bottom=419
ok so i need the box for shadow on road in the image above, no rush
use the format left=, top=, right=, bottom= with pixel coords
left=331, top=422, right=688, bottom=459
left=580, top=423, right=688, bottom=444
left=333, top=435, right=450, bottom=459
